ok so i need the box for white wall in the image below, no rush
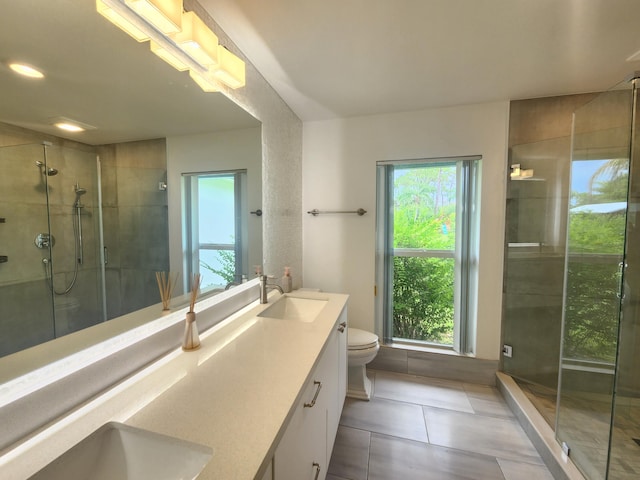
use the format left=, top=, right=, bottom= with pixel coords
left=167, top=127, right=262, bottom=291
left=302, top=101, right=510, bottom=360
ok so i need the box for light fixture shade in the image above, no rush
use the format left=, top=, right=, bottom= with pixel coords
left=189, top=70, right=220, bottom=92
left=150, top=41, right=190, bottom=71
left=172, top=11, right=219, bottom=67
left=213, top=46, right=245, bottom=89
left=125, top=0, right=182, bottom=35
left=96, top=0, right=150, bottom=42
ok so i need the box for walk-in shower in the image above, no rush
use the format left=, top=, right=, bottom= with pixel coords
left=0, top=136, right=170, bottom=359
left=0, top=143, right=105, bottom=353
left=503, top=74, right=640, bottom=480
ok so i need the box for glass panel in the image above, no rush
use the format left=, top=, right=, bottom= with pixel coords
left=199, top=249, right=235, bottom=289
left=198, top=176, right=235, bottom=245
left=609, top=83, right=640, bottom=480
left=46, top=145, right=104, bottom=336
left=391, top=164, right=457, bottom=345
left=557, top=86, right=633, bottom=480
left=0, top=144, right=56, bottom=357
left=393, top=165, right=457, bottom=250
left=502, top=137, right=571, bottom=390
left=392, top=256, right=454, bottom=344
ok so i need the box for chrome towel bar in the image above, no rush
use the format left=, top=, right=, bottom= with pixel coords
left=307, top=208, right=367, bottom=216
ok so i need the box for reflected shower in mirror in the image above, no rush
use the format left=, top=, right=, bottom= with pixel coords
left=0, top=0, right=261, bottom=359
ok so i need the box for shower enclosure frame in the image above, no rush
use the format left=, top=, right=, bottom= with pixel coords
left=556, top=75, right=639, bottom=480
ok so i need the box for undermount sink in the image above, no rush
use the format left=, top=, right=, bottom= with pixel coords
left=29, top=422, right=212, bottom=480
left=257, top=295, right=328, bottom=322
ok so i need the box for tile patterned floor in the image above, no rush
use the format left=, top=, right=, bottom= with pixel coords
left=517, top=379, right=640, bottom=480
left=327, top=370, right=554, bottom=480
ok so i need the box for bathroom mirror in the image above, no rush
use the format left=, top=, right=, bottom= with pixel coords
left=0, top=0, right=262, bottom=360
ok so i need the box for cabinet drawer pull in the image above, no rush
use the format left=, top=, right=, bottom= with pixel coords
left=304, top=381, right=322, bottom=408
left=312, top=462, right=321, bottom=480
left=338, top=321, right=346, bottom=333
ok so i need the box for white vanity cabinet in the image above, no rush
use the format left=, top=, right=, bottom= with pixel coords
left=273, top=308, right=347, bottom=480
left=327, top=308, right=347, bottom=457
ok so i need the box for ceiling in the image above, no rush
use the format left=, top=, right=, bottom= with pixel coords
left=0, top=0, right=259, bottom=145
left=200, top=0, right=640, bottom=121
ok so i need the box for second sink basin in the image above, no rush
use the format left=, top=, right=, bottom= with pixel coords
left=29, top=422, right=212, bottom=480
left=258, top=295, right=328, bottom=322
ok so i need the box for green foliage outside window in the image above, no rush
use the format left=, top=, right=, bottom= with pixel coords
left=393, top=256, right=454, bottom=343
left=201, top=249, right=236, bottom=285
left=563, top=159, right=628, bottom=362
left=391, top=166, right=457, bottom=344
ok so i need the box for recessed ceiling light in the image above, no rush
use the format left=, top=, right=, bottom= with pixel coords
left=55, top=122, right=85, bottom=132
left=49, top=117, right=96, bottom=133
left=8, top=63, right=44, bottom=78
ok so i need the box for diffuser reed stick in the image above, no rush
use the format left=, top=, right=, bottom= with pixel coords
left=189, top=273, right=202, bottom=312
left=156, top=271, right=178, bottom=311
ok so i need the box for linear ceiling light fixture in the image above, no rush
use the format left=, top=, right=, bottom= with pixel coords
left=125, top=0, right=182, bottom=35
left=96, top=0, right=150, bottom=41
left=96, top=0, right=245, bottom=91
left=172, top=11, right=219, bottom=67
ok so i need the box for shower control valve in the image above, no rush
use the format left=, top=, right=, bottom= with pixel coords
left=34, top=232, right=55, bottom=249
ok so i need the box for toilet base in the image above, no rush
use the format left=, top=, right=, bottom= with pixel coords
left=347, top=365, right=373, bottom=401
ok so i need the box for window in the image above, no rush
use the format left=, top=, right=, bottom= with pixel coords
left=183, top=170, right=248, bottom=289
left=375, top=156, right=480, bottom=354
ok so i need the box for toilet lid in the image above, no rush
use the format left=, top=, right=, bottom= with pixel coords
left=348, top=328, right=379, bottom=350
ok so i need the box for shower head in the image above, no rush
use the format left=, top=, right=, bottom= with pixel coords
left=75, top=186, right=87, bottom=196
left=35, top=160, right=58, bottom=176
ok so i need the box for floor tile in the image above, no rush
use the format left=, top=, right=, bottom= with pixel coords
left=424, top=406, right=543, bottom=464
left=497, top=458, right=555, bottom=480
left=340, top=397, right=428, bottom=443
left=327, top=425, right=370, bottom=480
left=373, top=370, right=475, bottom=413
left=464, top=382, right=515, bottom=418
left=368, top=433, right=505, bottom=480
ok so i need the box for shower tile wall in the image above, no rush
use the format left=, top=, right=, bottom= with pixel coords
left=99, top=138, right=169, bottom=319
left=502, top=94, right=597, bottom=388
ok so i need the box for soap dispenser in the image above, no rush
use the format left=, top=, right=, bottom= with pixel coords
left=281, top=267, right=292, bottom=293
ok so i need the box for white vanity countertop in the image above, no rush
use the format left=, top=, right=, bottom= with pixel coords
left=1, top=290, right=348, bottom=480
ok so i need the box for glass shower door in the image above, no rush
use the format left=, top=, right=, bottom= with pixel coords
left=556, top=85, right=634, bottom=479
left=0, top=143, right=56, bottom=357
left=608, top=78, right=640, bottom=480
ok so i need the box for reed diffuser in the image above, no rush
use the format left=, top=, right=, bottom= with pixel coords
left=182, top=273, right=202, bottom=351
left=156, top=271, right=178, bottom=312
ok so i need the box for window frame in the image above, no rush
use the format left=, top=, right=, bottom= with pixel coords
left=183, top=169, right=248, bottom=289
left=375, top=156, right=480, bottom=354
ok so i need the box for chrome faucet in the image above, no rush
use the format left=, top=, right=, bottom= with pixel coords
left=260, top=274, right=284, bottom=303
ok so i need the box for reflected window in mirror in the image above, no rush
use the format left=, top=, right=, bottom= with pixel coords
left=183, top=170, right=248, bottom=290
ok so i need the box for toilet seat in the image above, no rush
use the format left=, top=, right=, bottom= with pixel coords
left=348, top=328, right=378, bottom=351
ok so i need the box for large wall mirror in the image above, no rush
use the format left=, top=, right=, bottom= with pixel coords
left=0, top=0, right=262, bottom=365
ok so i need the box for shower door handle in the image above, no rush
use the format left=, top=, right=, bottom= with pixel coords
left=617, top=261, right=628, bottom=300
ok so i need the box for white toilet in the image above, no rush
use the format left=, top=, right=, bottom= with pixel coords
left=347, top=328, right=380, bottom=400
